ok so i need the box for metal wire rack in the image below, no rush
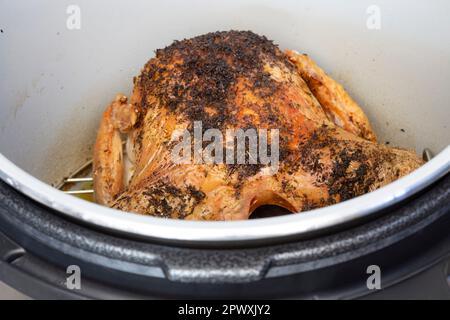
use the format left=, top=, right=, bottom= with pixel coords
left=58, top=148, right=434, bottom=199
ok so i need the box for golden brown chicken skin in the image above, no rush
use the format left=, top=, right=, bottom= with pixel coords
left=93, top=31, right=424, bottom=220
left=285, top=50, right=377, bottom=142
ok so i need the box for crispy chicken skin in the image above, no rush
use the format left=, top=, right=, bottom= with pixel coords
left=285, top=50, right=377, bottom=142
left=93, top=94, right=137, bottom=206
left=93, top=31, right=424, bottom=220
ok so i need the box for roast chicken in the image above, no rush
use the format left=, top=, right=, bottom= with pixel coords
left=93, top=31, right=423, bottom=220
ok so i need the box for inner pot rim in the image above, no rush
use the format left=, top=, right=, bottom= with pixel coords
left=0, top=146, right=449, bottom=245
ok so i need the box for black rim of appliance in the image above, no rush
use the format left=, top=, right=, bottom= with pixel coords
left=0, top=174, right=449, bottom=299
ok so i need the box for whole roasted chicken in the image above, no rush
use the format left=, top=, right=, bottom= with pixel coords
left=93, top=31, right=423, bottom=220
